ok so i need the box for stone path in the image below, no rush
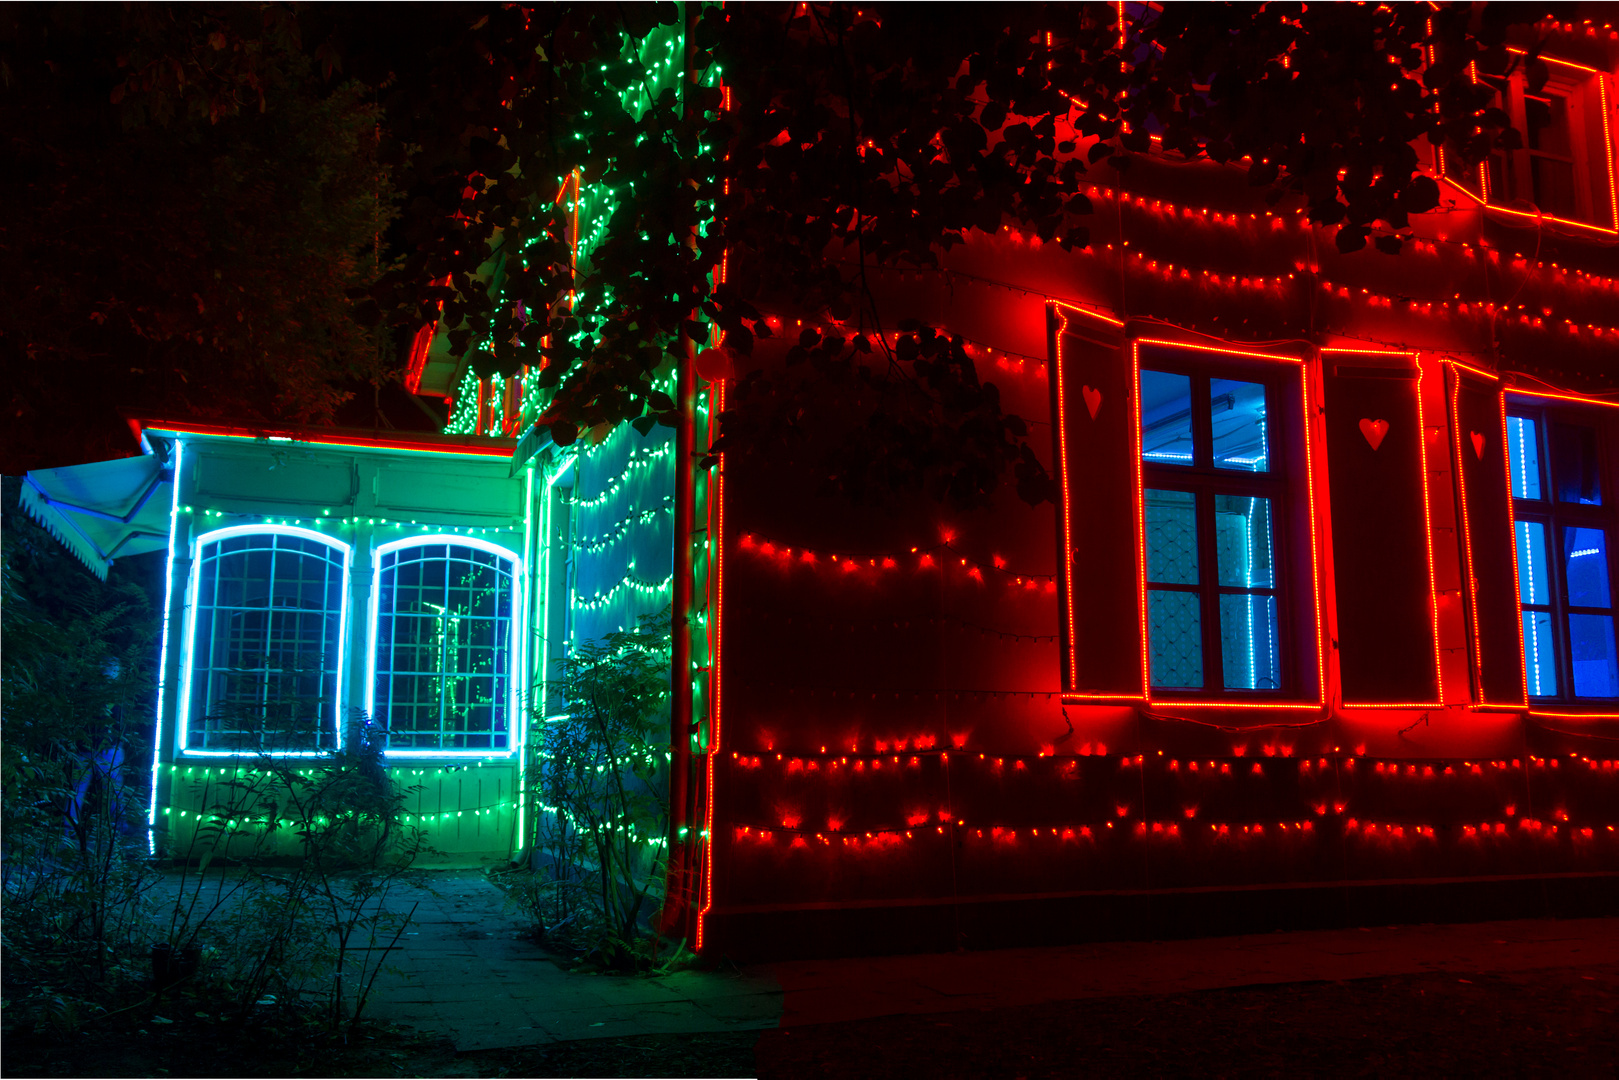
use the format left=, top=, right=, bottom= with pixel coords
left=364, top=871, right=1619, bottom=1054
left=364, top=871, right=781, bottom=1052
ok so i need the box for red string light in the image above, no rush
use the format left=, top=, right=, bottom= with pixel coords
left=736, top=532, right=1057, bottom=590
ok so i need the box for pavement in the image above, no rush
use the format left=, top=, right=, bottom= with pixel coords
left=364, top=870, right=1619, bottom=1053
left=364, top=872, right=779, bottom=1051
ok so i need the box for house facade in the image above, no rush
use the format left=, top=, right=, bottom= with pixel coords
left=20, top=15, right=1619, bottom=956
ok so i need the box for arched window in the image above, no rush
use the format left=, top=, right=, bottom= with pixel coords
left=369, top=538, right=521, bottom=755
left=181, top=527, right=350, bottom=754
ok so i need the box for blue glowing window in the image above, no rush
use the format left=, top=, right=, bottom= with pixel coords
left=1141, top=370, right=1194, bottom=464
left=1516, top=521, right=1549, bottom=604
left=1564, top=527, right=1611, bottom=607
left=1568, top=614, right=1619, bottom=697
left=1210, top=379, right=1269, bottom=472
left=1507, top=415, right=1542, bottom=500
left=1511, top=407, right=1616, bottom=701
left=1523, top=610, right=1558, bottom=697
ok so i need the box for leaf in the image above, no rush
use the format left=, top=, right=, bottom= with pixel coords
left=1335, top=224, right=1369, bottom=254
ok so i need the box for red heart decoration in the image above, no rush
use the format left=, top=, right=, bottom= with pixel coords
left=1082, top=385, right=1103, bottom=420
left=1358, top=417, right=1390, bottom=451
left=1471, top=431, right=1486, bottom=460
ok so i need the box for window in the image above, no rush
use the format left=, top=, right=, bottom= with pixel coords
left=1507, top=408, right=1619, bottom=700
left=1466, top=61, right=1617, bottom=229
left=1141, top=368, right=1286, bottom=693
left=369, top=538, right=521, bottom=754
left=181, top=527, right=349, bottom=754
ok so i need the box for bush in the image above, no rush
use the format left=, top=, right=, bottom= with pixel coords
left=501, top=608, right=681, bottom=972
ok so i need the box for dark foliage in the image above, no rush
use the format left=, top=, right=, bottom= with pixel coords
left=0, top=4, right=396, bottom=472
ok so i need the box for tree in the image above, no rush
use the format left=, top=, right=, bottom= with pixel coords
left=0, top=4, right=396, bottom=473
left=375, top=1, right=1568, bottom=510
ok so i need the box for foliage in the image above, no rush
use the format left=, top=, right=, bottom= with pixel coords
left=1, top=493, right=421, bottom=1035
left=2, top=3, right=1569, bottom=495
left=0, top=3, right=398, bottom=473
left=505, top=610, right=677, bottom=972
left=0, top=480, right=162, bottom=1033
left=368, top=2, right=1563, bottom=509
left=160, top=715, right=425, bottom=1033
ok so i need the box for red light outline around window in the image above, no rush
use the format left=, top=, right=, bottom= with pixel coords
left=1324, top=348, right=1446, bottom=710
left=1049, top=301, right=1139, bottom=701
left=1446, top=361, right=1531, bottom=708
left=1446, top=54, right=1619, bottom=236
left=1131, top=338, right=1325, bottom=711
left=1505, top=385, right=1619, bottom=410
left=1502, top=382, right=1619, bottom=713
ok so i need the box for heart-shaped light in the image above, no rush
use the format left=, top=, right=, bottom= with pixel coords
left=1359, top=418, right=1390, bottom=451
left=1082, top=385, right=1103, bottom=420
left=1471, top=431, right=1485, bottom=460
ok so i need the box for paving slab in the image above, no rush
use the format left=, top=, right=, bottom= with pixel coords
left=363, top=870, right=782, bottom=1052
left=359, top=870, right=1618, bottom=1055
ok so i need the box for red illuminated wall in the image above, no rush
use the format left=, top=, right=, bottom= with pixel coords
left=695, top=68, right=1619, bottom=959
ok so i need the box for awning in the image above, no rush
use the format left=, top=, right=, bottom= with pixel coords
left=20, top=454, right=172, bottom=580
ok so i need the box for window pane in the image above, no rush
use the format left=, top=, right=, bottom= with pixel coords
left=1141, top=370, right=1193, bottom=464
left=1145, top=489, right=1198, bottom=585
left=1526, top=92, right=1571, bottom=155
left=1569, top=614, right=1619, bottom=698
left=1531, top=156, right=1578, bottom=219
left=1563, top=527, right=1612, bottom=607
left=1214, top=495, right=1274, bottom=588
left=1210, top=378, right=1268, bottom=472
left=375, top=542, right=514, bottom=751
left=1516, top=520, right=1549, bottom=604
left=1506, top=415, right=1541, bottom=500
left=1220, top=593, right=1280, bottom=691
left=1148, top=589, right=1203, bottom=689
left=1523, top=610, right=1558, bottom=697
left=1551, top=422, right=1602, bottom=505
left=187, top=533, right=344, bottom=752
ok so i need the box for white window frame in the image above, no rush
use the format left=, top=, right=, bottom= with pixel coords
left=177, top=524, right=352, bottom=758
left=366, top=534, right=525, bottom=760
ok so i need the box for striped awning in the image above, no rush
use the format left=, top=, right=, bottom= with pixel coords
left=20, top=454, right=171, bottom=579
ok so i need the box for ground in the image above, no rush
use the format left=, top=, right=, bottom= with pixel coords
left=6, top=961, right=1616, bottom=1077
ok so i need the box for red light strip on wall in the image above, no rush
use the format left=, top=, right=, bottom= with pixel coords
left=696, top=375, right=725, bottom=952
left=1051, top=304, right=1077, bottom=684
left=1130, top=339, right=1325, bottom=711
left=696, top=69, right=731, bottom=953
left=1049, top=302, right=1129, bottom=696
left=1503, top=384, right=1619, bottom=410
left=1131, top=340, right=1150, bottom=694
left=1324, top=348, right=1445, bottom=709
left=1444, top=361, right=1530, bottom=708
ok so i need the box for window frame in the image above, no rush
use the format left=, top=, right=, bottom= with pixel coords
left=1131, top=339, right=1323, bottom=709
left=1446, top=56, right=1619, bottom=234
left=177, top=524, right=352, bottom=758
left=1506, top=399, right=1619, bottom=704
left=366, top=534, right=525, bottom=759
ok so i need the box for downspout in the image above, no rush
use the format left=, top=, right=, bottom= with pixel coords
left=664, top=0, right=699, bottom=943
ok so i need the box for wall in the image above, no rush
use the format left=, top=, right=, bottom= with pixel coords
left=700, top=147, right=1619, bottom=958
left=149, top=430, right=527, bottom=865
